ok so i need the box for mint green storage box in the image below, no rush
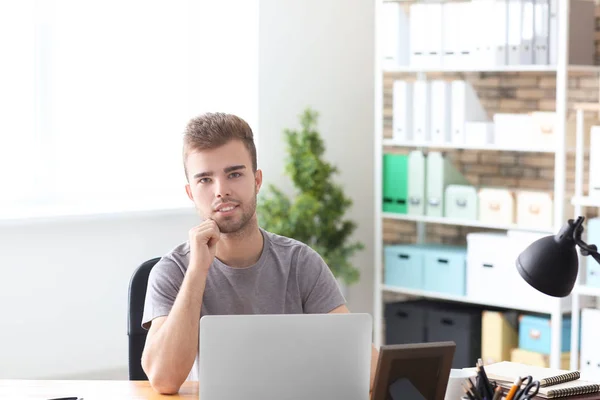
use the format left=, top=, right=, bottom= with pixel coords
left=383, top=154, right=408, bottom=214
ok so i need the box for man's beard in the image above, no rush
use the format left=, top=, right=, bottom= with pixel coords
left=214, top=193, right=257, bottom=234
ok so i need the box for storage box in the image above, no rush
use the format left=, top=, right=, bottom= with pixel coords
left=445, top=185, right=478, bottom=220
left=465, top=122, right=494, bottom=146
left=530, top=112, right=556, bottom=150
left=518, top=314, right=571, bottom=355
left=516, top=191, right=553, bottom=230
left=466, top=233, right=513, bottom=304
left=426, top=304, right=483, bottom=368
left=510, top=348, right=570, bottom=369
left=482, top=311, right=519, bottom=365
left=478, top=188, right=515, bottom=225
left=586, top=218, right=600, bottom=288
left=383, top=154, right=408, bottom=213
left=581, top=308, right=600, bottom=380
left=422, top=245, right=467, bottom=296
left=493, top=113, right=534, bottom=148
left=384, top=245, right=424, bottom=289
left=384, top=300, right=428, bottom=345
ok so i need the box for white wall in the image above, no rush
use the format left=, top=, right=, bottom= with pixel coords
left=258, top=0, right=376, bottom=314
left=0, top=210, right=197, bottom=379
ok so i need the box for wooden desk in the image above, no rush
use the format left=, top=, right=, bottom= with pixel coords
left=0, top=380, right=199, bottom=399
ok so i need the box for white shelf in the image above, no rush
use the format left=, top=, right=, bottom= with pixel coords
left=571, top=196, right=600, bottom=208
left=382, top=212, right=554, bottom=234
left=383, top=64, right=600, bottom=73
left=381, top=285, right=566, bottom=314
left=575, top=285, right=600, bottom=297
left=382, top=139, right=555, bottom=153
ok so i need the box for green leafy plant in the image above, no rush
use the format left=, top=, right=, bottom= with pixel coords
left=257, top=108, right=364, bottom=285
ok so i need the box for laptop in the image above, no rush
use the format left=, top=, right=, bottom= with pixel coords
left=198, top=313, right=373, bottom=400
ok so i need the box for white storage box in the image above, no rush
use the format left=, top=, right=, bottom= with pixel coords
left=590, top=126, right=600, bottom=198
left=478, top=188, right=515, bottom=225
left=465, top=122, right=494, bottom=146
left=466, top=233, right=513, bottom=304
left=530, top=112, right=556, bottom=150
left=581, top=308, right=600, bottom=381
left=493, top=113, right=534, bottom=148
left=516, top=191, right=553, bottom=230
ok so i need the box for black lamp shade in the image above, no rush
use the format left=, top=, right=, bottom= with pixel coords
left=516, top=233, right=579, bottom=298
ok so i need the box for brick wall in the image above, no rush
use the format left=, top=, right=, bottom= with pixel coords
left=381, top=6, right=600, bottom=248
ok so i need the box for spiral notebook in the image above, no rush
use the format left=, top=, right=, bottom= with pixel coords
left=481, top=362, right=600, bottom=398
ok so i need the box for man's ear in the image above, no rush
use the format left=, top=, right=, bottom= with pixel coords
left=255, top=169, right=263, bottom=193
left=185, top=184, right=194, bottom=201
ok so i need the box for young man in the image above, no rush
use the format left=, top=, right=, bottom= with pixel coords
left=140, top=112, right=379, bottom=394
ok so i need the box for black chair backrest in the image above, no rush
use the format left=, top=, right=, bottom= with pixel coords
left=127, top=257, right=161, bottom=381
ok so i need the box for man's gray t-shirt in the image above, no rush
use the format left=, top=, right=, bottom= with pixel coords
left=141, top=228, right=346, bottom=381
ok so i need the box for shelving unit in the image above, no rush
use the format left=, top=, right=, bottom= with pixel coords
left=569, top=102, right=600, bottom=371
left=382, top=139, right=555, bottom=153
left=383, top=65, right=600, bottom=74
left=382, top=285, right=572, bottom=314
left=373, top=0, right=597, bottom=370
left=383, top=212, right=554, bottom=234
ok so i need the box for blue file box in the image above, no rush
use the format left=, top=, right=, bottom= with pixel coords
left=423, top=246, right=467, bottom=296
left=518, top=315, right=571, bottom=355
left=384, top=245, right=424, bottom=290
left=587, top=218, right=600, bottom=288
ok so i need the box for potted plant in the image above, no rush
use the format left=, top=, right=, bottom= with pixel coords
left=257, top=108, right=364, bottom=293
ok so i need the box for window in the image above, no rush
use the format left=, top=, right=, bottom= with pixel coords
left=0, top=0, right=258, bottom=218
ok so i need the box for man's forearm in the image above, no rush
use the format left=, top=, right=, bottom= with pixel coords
left=142, top=268, right=207, bottom=393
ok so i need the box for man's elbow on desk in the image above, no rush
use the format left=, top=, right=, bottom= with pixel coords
left=147, top=374, right=182, bottom=395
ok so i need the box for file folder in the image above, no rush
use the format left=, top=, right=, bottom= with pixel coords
left=442, top=2, right=460, bottom=67
left=408, top=151, right=426, bottom=215
left=425, top=3, right=444, bottom=68
left=383, top=154, right=408, bottom=214
left=392, top=81, right=413, bottom=143
left=520, top=0, right=534, bottom=64
left=494, top=0, right=509, bottom=66
left=507, top=0, right=523, bottom=65
left=426, top=152, right=469, bottom=217
left=533, top=0, right=549, bottom=64
left=409, top=4, right=427, bottom=67
left=430, top=80, right=452, bottom=144
left=382, top=2, right=410, bottom=67
left=413, top=80, right=431, bottom=143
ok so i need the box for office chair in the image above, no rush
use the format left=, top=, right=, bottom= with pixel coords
left=127, top=257, right=161, bottom=381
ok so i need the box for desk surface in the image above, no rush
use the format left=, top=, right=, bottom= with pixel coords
left=0, top=380, right=199, bottom=399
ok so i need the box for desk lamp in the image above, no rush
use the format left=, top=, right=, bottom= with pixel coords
left=516, top=216, right=600, bottom=297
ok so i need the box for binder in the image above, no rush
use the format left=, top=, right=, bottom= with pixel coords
left=494, top=0, right=509, bottom=66
left=381, top=2, right=410, bottom=67
left=533, top=0, right=549, bottom=65
left=456, top=1, right=474, bottom=68
left=590, top=126, right=600, bottom=198
left=442, top=2, right=460, bottom=67
left=581, top=308, right=600, bottom=380
left=430, top=80, right=452, bottom=144
left=548, top=0, right=557, bottom=65
left=451, top=81, right=487, bottom=145
left=425, top=152, right=468, bottom=217
left=425, top=3, right=444, bottom=68
left=521, top=0, right=534, bottom=64
left=507, top=0, right=523, bottom=65
left=383, top=154, right=408, bottom=214
left=409, top=4, right=427, bottom=67
left=408, top=151, right=426, bottom=215
left=470, top=0, right=492, bottom=66
left=412, top=80, right=431, bottom=143
left=392, top=81, right=413, bottom=143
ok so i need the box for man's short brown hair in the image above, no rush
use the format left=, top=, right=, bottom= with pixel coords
left=183, top=112, right=257, bottom=179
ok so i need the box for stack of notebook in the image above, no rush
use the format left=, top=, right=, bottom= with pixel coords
left=480, top=362, right=600, bottom=399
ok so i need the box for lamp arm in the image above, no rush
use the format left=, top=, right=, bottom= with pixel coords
left=573, top=237, right=600, bottom=265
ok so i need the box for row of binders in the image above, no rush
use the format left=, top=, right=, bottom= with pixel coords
left=392, top=79, right=561, bottom=149
left=382, top=0, right=595, bottom=69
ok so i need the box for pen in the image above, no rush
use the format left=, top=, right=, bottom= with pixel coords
left=47, top=397, right=82, bottom=400
left=468, top=378, right=483, bottom=400
left=463, top=385, right=476, bottom=400
left=492, top=385, right=503, bottom=400
left=477, top=358, right=494, bottom=400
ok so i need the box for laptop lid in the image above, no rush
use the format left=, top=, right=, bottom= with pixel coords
left=199, top=313, right=373, bottom=400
